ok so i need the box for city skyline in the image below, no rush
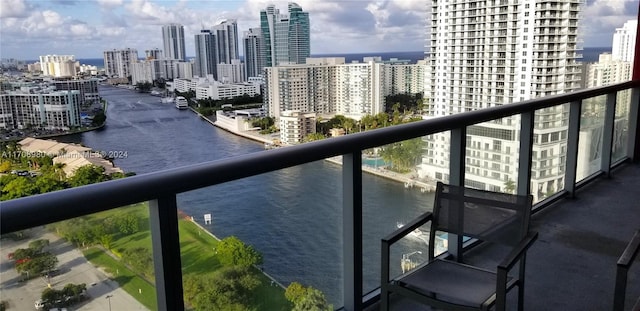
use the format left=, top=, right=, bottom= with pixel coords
left=0, top=0, right=637, bottom=60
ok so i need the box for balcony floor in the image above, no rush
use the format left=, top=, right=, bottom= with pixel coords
left=372, top=162, right=640, bottom=311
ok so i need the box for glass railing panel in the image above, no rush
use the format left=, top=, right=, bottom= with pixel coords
left=177, top=162, right=342, bottom=310
left=464, top=117, right=520, bottom=195
left=576, top=95, right=606, bottom=182
left=362, top=136, right=435, bottom=294
left=532, top=103, right=569, bottom=203
left=0, top=205, right=155, bottom=311
left=612, top=89, right=632, bottom=163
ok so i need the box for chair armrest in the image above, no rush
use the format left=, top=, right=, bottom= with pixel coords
left=498, top=231, right=539, bottom=271
left=382, top=212, right=433, bottom=246
left=617, top=230, right=640, bottom=268
left=381, top=212, right=432, bottom=284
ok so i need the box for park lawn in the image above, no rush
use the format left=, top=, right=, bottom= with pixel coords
left=82, top=205, right=292, bottom=310
left=82, top=247, right=158, bottom=310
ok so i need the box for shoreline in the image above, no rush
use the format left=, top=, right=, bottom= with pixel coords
left=190, top=108, right=436, bottom=192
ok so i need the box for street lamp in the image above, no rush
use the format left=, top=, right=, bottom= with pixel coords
left=105, top=294, right=113, bottom=311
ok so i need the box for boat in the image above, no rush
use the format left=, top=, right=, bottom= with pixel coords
left=396, top=222, right=423, bottom=238
left=175, top=96, right=188, bottom=110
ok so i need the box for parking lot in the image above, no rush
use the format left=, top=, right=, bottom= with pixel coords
left=0, top=227, right=148, bottom=310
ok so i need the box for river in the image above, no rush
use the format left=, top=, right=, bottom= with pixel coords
left=59, top=85, right=435, bottom=306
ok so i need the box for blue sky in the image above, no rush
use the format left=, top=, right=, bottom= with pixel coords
left=0, top=0, right=637, bottom=60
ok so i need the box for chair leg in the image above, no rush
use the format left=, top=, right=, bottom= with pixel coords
left=381, top=286, right=390, bottom=311
left=518, top=283, right=524, bottom=311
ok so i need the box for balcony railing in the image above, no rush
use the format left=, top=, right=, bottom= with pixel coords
left=1, top=81, right=639, bottom=311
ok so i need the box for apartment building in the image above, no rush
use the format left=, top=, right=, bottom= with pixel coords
left=421, top=0, right=582, bottom=201
left=162, top=23, right=186, bottom=61
left=279, top=110, right=316, bottom=145
left=39, top=55, right=78, bottom=77
left=260, top=3, right=310, bottom=67
left=103, top=48, right=138, bottom=78
left=243, top=28, right=266, bottom=78
left=0, top=89, right=81, bottom=130
left=612, top=20, right=637, bottom=63
left=264, top=57, right=424, bottom=121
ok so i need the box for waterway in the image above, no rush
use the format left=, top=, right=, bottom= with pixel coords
left=59, top=85, right=435, bottom=306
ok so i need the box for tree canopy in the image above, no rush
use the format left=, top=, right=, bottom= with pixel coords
left=216, top=236, right=263, bottom=267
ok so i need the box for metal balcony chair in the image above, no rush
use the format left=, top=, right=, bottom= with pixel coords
left=613, top=229, right=640, bottom=311
left=381, top=182, right=538, bottom=311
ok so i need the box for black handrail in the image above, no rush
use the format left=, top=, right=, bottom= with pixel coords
left=1, top=80, right=638, bottom=234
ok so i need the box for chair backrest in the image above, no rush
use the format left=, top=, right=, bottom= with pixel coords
left=428, top=182, right=533, bottom=256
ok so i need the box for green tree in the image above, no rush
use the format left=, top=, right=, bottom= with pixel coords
left=504, top=179, right=516, bottom=194
left=68, top=165, right=107, bottom=187
left=379, top=137, right=425, bottom=173
left=92, top=110, right=107, bottom=126
left=16, top=252, right=58, bottom=277
left=123, top=247, right=153, bottom=279
left=303, top=133, right=326, bottom=142
left=184, top=266, right=260, bottom=311
left=285, top=282, right=332, bottom=311
left=216, top=236, right=263, bottom=267
left=28, top=239, right=49, bottom=252
left=1, top=176, right=38, bottom=200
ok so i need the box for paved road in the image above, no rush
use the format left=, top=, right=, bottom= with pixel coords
left=0, top=227, right=148, bottom=310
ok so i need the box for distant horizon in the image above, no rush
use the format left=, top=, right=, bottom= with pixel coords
left=16, top=47, right=613, bottom=62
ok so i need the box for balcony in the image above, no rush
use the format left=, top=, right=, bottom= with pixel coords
left=1, top=81, right=640, bottom=311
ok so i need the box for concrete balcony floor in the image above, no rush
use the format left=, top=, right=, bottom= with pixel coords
left=371, top=162, right=640, bottom=311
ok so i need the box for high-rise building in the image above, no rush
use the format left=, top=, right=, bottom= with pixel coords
left=212, top=19, right=240, bottom=64
left=260, top=3, right=310, bottom=67
left=243, top=28, right=265, bottom=78
left=612, top=20, right=637, bottom=63
left=287, top=3, right=310, bottom=65
left=264, top=57, right=419, bottom=121
left=421, top=0, right=582, bottom=200
left=194, top=29, right=218, bottom=78
left=217, top=59, right=245, bottom=83
left=39, top=55, right=78, bottom=77
left=586, top=53, right=632, bottom=87
left=162, top=23, right=186, bottom=61
left=145, top=48, right=163, bottom=60
left=103, top=48, right=138, bottom=78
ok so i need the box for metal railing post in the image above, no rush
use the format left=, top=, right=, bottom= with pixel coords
left=343, top=152, right=363, bottom=311
left=518, top=112, right=534, bottom=196
left=149, top=195, right=185, bottom=311
left=627, top=87, right=640, bottom=162
left=601, top=92, right=617, bottom=176
left=449, top=128, right=466, bottom=260
left=564, top=100, right=582, bottom=198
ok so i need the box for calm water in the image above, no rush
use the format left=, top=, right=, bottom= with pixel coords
left=59, top=86, right=434, bottom=306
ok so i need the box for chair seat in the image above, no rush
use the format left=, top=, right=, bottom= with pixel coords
left=398, top=259, right=511, bottom=308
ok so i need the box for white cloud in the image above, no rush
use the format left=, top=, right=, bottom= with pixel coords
left=97, top=0, right=123, bottom=9
left=0, top=0, right=30, bottom=18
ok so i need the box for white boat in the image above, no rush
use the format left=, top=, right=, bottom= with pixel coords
left=397, top=222, right=424, bottom=238
left=175, top=96, right=188, bottom=110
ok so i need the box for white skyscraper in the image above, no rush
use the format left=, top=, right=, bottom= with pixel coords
left=103, top=48, right=138, bottom=78
left=422, top=0, right=582, bottom=200
left=243, top=28, right=265, bottom=78
left=162, top=24, right=186, bottom=61
left=39, top=55, right=78, bottom=77
left=612, top=20, right=637, bottom=63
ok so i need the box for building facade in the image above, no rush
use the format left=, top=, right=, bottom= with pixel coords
left=0, top=90, right=81, bottom=130
left=421, top=0, right=582, bottom=201
left=243, top=28, right=266, bottom=78
left=194, top=29, right=218, bottom=78
left=260, top=3, right=310, bottom=67
left=39, top=55, right=78, bottom=77
left=264, top=57, right=423, bottom=122
left=612, top=20, right=637, bottom=63
left=162, top=23, right=186, bottom=61
left=103, top=48, right=138, bottom=78
left=213, top=19, right=240, bottom=64
left=279, top=110, right=317, bottom=145
left=145, top=48, right=163, bottom=60
left=217, top=59, right=245, bottom=83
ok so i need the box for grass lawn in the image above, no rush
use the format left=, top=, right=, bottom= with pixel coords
left=77, top=204, right=291, bottom=311
left=82, top=247, right=157, bottom=310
